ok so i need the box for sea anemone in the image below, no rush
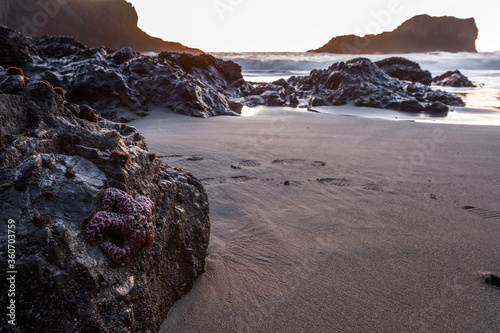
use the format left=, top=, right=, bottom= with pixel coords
left=6, top=66, right=23, bottom=76
left=110, top=150, right=131, bottom=166
left=54, top=86, right=66, bottom=98
left=65, top=166, right=76, bottom=178
left=148, top=152, right=157, bottom=162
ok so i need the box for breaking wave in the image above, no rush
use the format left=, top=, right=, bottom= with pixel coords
left=210, top=51, right=500, bottom=110
left=211, top=51, right=500, bottom=76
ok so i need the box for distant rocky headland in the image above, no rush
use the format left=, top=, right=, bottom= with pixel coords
left=309, top=15, right=478, bottom=54
left=0, top=0, right=202, bottom=54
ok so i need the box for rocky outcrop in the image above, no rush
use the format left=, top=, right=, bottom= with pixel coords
left=432, top=70, right=476, bottom=87
left=309, top=15, right=478, bottom=54
left=240, top=58, right=464, bottom=114
left=0, top=71, right=210, bottom=332
left=375, top=57, right=433, bottom=86
left=244, top=82, right=288, bottom=107
left=0, top=26, right=248, bottom=120
left=402, top=81, right=464, bottom=107
left=0, top=26, right=467, bottom=121
left=0, top=0, right=202, bottom=54
left=0, top=24, right=33, bottom=67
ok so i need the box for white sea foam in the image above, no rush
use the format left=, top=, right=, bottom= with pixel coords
left=211, top=51, right=500, bottom=74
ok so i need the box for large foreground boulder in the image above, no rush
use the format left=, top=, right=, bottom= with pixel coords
left=0, top=72, right=210, bottom=332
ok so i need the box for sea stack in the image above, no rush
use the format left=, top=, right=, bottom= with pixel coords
left=309, top=15, right=478, bottom=54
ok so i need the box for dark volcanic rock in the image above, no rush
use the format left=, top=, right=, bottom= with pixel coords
left=239, top=82, right=289, bottom=107
left=0, top=73, right=26, bottom=94
left=0, top=24, right=34, bottom=67
left=244, top=58, right=465, bottom=113
left=424, top=101, right=449, bottom=114
left=30, top=35, right=88, bottom=58
left=309, top=96, right=329, bottom=107
left=0, top=75, right=210, bottom=332
left=375, top=57, right=433, bottom=86
left=261, top=91, right=286, bottom=106
left=112, top=47, right=141, bottom=65
left=432, top=70, right=476, bottom=87
left=403, top=82, right=465, bottom=107
left=0, top=26, right=466, bottom=120
left=0, top=26, right=247, bottom=120
left=287, top=58, right=425, bottom=111
left=0, top=0, right=202, bottom=54
left=424, top=90, right=465, bottom=106
left=245, top=83, right=286, bottom=107
left=309, top=15, right=478, bottom=54
left=159, top=52, right=249, bottom=97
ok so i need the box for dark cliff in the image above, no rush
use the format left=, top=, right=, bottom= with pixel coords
left=0, top=0, right=202, bottom=54
left=309, top=15, right=478, bottom=54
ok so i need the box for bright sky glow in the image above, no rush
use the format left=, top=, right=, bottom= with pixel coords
left=127, top=0, right=500, bottom=52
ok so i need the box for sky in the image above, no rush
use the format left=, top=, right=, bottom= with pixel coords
left=127, top=0, right=500, bottom=52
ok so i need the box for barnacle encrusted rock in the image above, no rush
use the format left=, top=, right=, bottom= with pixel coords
left=0, top=73, right=210, bottom=332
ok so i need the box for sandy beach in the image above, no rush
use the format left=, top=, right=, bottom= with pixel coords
left=130, top=106, right=500, bottom=332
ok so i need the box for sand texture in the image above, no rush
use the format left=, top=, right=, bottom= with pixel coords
left=130, top=107, right=500, bottom=332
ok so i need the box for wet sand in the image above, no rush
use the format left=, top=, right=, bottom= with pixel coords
left=130, top=106, right=500, bottom=332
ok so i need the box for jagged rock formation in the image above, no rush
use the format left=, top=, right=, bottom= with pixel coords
left=309, top=15, right=478, bottom=54
left=0, top=25, right=248, bottom=120
left=0, top=24, right=34, bottom=67
left=0, top=26, right=467, bottom=121
left=375, top=57, right=433, bottom=86
left=432, top=70, right=476, bottom=87
left=0, top=70, right=210, bottom=332
left=0, top=0, right=202, bottom=54
left=239, top=58, right=464, bottom=114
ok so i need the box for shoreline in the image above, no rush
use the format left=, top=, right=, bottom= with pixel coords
left=212, top=51, right=500, bottom=111
left=236, top=104, right=500, bottom=126
left=130, top=106, right=500, bottom=332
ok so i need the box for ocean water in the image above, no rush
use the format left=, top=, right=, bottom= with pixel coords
left=212, top=52, right=500, bottom=125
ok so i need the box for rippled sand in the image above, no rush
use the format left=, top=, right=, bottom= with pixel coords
left=131, top=106, right=500, bottom=333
